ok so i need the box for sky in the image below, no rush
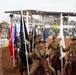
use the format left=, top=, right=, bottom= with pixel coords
left=0, top=0, right=76, bottom=22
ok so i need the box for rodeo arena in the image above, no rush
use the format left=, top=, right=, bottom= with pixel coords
left=0, top=9, right=76, bottom=75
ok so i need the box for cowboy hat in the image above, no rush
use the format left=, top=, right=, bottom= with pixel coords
left=38, top=39, right=45, bottom=43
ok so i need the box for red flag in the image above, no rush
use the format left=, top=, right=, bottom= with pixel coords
left=8, top=21, right=15, bottom=57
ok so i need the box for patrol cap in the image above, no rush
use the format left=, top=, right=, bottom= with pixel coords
left=71, top=35, right=76, bottom=40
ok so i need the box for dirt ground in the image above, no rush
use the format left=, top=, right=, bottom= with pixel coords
left=0, top=38, right=72, bottom=75
left=1, top=47, right=20, bottom=75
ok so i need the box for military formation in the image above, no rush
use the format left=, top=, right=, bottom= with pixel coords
left=13, top=32, right=76, bottom=75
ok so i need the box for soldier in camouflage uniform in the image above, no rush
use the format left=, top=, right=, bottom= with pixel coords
left=62, top=35, right=76, bottom=74
left=48, top=34, right=61, bottom=75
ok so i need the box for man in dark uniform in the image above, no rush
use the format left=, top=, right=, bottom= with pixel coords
left=48, top=34, right=61, bottom=75
left=62, top=35, right=76, bottom=74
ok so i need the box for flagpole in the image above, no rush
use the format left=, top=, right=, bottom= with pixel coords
left=9, top=14, right=15, bottom=68
left=32, top=23, right=35, bottom=52
left=43, top=21, right=45, bottom=41
left=60, top=13, right=65, bottom=75
left=60, top=13, right=63, bottom=75
left=21, top=10, right=30, bottom=75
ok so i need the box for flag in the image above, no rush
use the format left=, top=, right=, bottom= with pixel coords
left=60, top=13, right=65, bottom=75
left=19, top=15, right=29, bottom=66
left=43, top=23, right=48, bottom=43
left=24, top=21, right=29, bottom=42
left=29, top=25, right=36, bottom=52
left=20, top=16, right=29, bottom=44
left=32, top=25, right=36, bottom=45
left=8, top=20, right=13, bottom=57
left=36, top=27, right=41, bottom=35
left=36, top=27, right=39, bottom=35
left=14, top=24, right=17, bottom=45
left=43, top=28, right=48, bottom=43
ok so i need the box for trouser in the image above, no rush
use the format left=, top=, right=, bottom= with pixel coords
left=30, top=61, right=39, bottom=75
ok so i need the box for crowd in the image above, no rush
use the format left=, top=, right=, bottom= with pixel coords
left=0, top=25, right=9, bottom=48
left=28, top=16, right=76, bottom=26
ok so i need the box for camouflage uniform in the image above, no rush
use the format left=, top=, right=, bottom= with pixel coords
left=62, top=36, right=76, bottom=74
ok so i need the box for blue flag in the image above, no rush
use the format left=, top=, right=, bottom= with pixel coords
left=14, top=24, right=17, bottom=45
left=43, top=28, right=48, bottom=43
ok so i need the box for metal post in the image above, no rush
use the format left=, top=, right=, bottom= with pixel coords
left=60, top=13, right=65, bottom=75
left=68, top=15, right=70, bottom=35
left=26, top=11, right=29, bottom=33
left=21, top=10, right=30, bottom=75
left=32, top=23, right=35, bottom=51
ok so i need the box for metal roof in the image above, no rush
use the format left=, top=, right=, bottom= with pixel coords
left=5, top=9, right=76, bottom=16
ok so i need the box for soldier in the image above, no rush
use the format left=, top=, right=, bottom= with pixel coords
left=26, top=39, right=47, bottom=75
left=35, top=34, right=41, bottom=48
left=26, top=38, right=56, bottom=75
left=48, top=34, right=61, bottom=75
left=62, top=35, right=76, bottom=74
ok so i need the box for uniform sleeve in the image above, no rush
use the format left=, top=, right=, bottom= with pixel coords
left=28, top=49, right=35, bottom=58
left=62, top=45, right=70, bottom=52
left=57, top=43, right=60, bottom=49
left=48, top=43, right=52, bottom=49
left=43, top=48, right=49, bottom=58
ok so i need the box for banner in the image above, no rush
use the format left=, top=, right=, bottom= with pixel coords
left=0, top=39, right=8, bottom=47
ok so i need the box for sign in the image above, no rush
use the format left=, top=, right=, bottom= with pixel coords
left=53, top=25, right=58, bottom=29
left=0, top=39, right=8, bottom=47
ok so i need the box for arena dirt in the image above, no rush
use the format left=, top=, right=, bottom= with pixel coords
left=1, top=47, right=20, bottom=75
left=1, top=38, right=72, bottom=75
